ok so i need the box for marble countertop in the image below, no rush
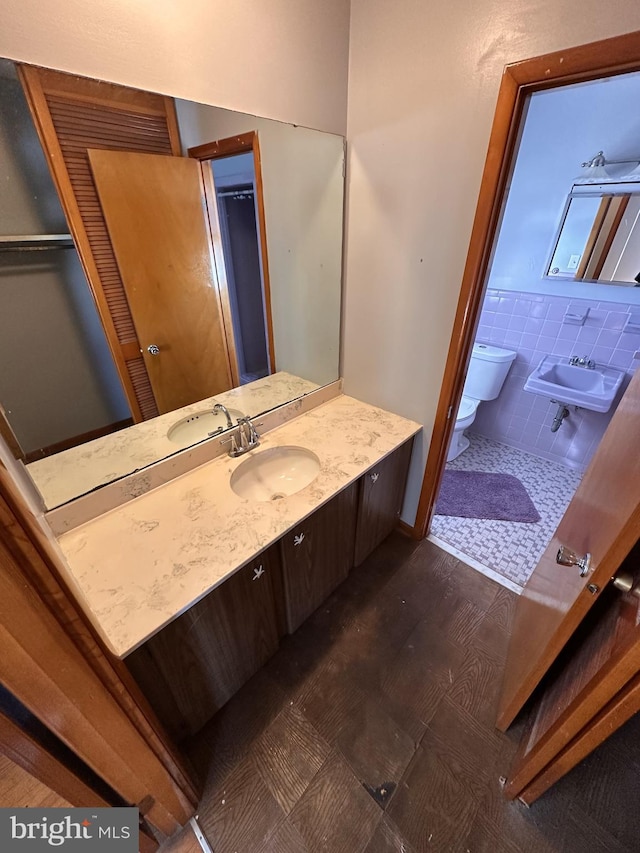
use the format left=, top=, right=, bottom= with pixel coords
left=56, top=394, right=421, bottom=658
left=27, top=372, right=320, bottom=509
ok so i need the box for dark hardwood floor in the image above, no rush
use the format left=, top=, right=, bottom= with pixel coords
left=184, top=533, right=639, bottom=852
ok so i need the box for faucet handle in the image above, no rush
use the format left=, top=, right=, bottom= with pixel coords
left=220, top=433, right=239, bottom=451
left=569, top=354, right=595, bottom=368
left=236, top=416, right=261, bottom=447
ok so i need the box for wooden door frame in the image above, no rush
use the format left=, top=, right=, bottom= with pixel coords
left=188, top=131, right=277, bottom=381
left=518, top=667, right=640, bottom=804
left=0, top=705, right=111, bottom=810
left=0, top=459, right=198, bottom=836
left=411, top=30, right=640, bottom=540
left=0, top=704, right=159, bottom=851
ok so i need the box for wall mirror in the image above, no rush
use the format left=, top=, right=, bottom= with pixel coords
left=0, top=59, right=344, bottom=509
left=547, top=181, right=640, bottom=285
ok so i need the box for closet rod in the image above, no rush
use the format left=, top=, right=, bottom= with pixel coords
left=0, top=235, right=74, bottom=252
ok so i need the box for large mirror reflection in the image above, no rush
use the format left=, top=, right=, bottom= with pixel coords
left=0, top=59, right=344, bottom=509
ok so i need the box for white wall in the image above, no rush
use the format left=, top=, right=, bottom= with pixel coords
left=490, top=72, right=640, bottom=303
left=176, top=102, right=344, bottom=386
left=344, top=0, right=640, bottom=525
left=0, top=0, right=350, bottom=135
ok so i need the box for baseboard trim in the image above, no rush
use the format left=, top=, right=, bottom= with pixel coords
left=396, top=519, right=416, bottom=538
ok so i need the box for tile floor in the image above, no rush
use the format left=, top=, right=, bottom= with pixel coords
left=177, top=534, right=639, bottom=853
left=431, top=433, right=584, bottom=588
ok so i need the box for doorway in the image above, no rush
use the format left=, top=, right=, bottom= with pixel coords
left=429, top=69, right=640, bottom=591
left=188, top=130, right=277, bottom=387
left=210, top=153, right=271, bottom=384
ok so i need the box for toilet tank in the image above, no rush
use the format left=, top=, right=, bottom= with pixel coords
left=463, top=343, right=517, bottom=401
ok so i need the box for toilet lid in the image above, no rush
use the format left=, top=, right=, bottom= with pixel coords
left=458, top=396, right=478, bottom=419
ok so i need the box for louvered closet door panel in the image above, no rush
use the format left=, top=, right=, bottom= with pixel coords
left=18, top=66, right=182, bottom=422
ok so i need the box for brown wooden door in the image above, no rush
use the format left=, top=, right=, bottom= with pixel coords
left=88, top=150, right=233, bottom=414
left=0, top=486, right=195, bottom=836
left=19, top=65, right=184, bottom=424
left=505, top=557, right=640, bottom=803
left=354, top=439, right=414, bottom=566
left=497, top=369, right=640, bottom=731
left=125, top=546, right=282, bottom=742
left=281, top=482, right=358, bottom=633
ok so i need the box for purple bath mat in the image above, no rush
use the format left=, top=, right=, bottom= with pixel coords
left=435, top=470, right=541, bottom=522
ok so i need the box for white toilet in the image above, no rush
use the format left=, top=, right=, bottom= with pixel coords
left=447, top=342, right=517, bottom=462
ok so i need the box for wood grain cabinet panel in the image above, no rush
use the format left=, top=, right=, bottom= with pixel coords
left=126, top=443, right=413, bottom=740
left=354, top=439, right=414, bottom=566
left=281, top=482, right=359, bottom=633
left=125, top=545, right=282, bottom=742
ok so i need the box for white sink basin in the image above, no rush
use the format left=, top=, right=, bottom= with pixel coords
left=524, top=355, right=625, bottom=412
left=230, top=446, right=321, bottom=501
left=167, top=408, right=243, bottom=446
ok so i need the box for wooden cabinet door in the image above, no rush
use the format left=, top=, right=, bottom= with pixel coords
left=126, top=546, right=281, bottom=742
left=354, top=439, right=413, bottom=566
left=281, top=482, right=358, bottom=633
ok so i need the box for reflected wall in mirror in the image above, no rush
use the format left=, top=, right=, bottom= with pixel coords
left=547, top=182, right=640, bottom=286
left=0, top=59, right=344, bottom=509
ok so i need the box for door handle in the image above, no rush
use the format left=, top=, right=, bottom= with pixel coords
left=612, top=571, right=640, bottom=596
left=147, top=344, right=160, bottom=356
left=556, top=546, right=591, bottom=577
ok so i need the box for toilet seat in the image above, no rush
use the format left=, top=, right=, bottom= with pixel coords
left=456, top=395, right=479, bottom=428
left=447, top=396, right=480, bottom=462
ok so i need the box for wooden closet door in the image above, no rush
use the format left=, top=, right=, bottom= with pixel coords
left=89, top=150, right=233, bottom=414
left=18, top=65, right=183, bottom=422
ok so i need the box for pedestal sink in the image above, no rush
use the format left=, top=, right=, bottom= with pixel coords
left=167, top=408, right=243, bottom=446
left=524, top=355, right=625, bottom=412
left=230, top=446, right=321, bottom=501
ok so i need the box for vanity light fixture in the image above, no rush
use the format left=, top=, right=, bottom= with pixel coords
left=578, top=150, right=640, bottom=182
left=580, top=150, right=609, bottom=180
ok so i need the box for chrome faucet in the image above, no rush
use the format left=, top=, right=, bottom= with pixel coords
left=221, top=416, right=261, bottom=457
left=213, top=403, right=234, bottom=429
left=569, top=355, right=596, bottom=369
left=238, top=416, right=260, bottom=449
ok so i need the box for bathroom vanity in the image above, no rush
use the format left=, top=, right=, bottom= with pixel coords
left=53, top=393, right=420, bottom=743
left=126, top=440, right=412, bottom=742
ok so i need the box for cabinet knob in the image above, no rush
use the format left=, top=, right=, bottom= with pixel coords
left=370, top=472, right=379, bottom=484
left=293, top=532, right=305, bottom=547
left=252, top=564, right=265, bottom=581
